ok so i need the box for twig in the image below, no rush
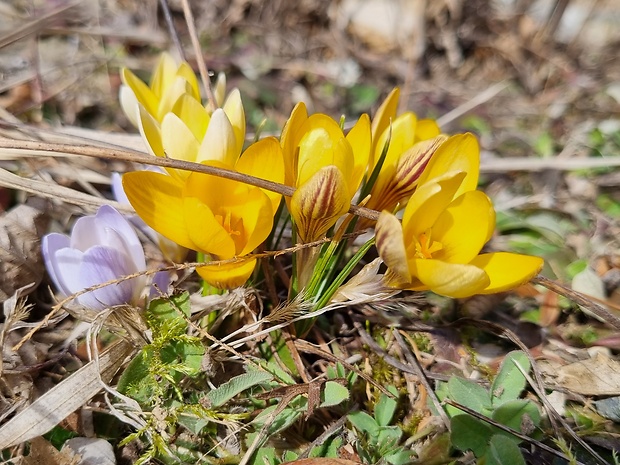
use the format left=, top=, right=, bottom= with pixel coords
left=0, top=0, right=82, bottom=48
left=393, top=329, right=450, bottom=430
left=436, top=81, right=510, bottom=128
left=297, top=414, right=349, bottom=459
left=0, top=138, right=381, bottom=221
left=533, top=275, right=620, bottom=331
left=159, top=0, right=186, bottom=60
left=179, top=0, right=217, bottom=109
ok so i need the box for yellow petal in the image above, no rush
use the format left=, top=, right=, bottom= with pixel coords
left=184, top=170, right=274, bottom=255
left=346, top=113, right=371, bottom=190
left=235, top=137, right=284, bottom=214
left=119, top=85, right=140, bottom=127
left=469, top=252, right=544, bottom=294
left=375, top=211, right=410, bottom=285
left=432, top=190, right=495, bottom=264
left=137, top=105, right=164, bottom=157
left=212, top=72, right=227, bottom=109
left=408, top=258, right=490, bottom=298
left=281, top=102, right=308, bottom=186
left=371, top=87, right=400, bottom=154
left=123, top=171, right=196, bottom=250
left=416, top=133, right=480, bottom=198
left=223, top=89, right=246, bottom=155
left=176, top=62, right=201, bottom=100
left=291, top=166, right=350, bottom=243
left=161, top=113, right=200, bottom=168
left=182, top=196, right=236, bottom=257
left=297, top=128, right=351, bottom=188
left=402, top=171, right=467, bottom=239
left=369, top=135, right=448, bottom=212
left=373, top=112, right=417, bottom=172
left=157, top=76, right=192, bottom=120
left=197, top=108, right=238, bottom=167
left=196, top=257, right=257, bottom=290
left=171, top=94, right=211, bottom=141
left=150, top=52, right=177, bottom=98
left=121, top=68, right=158, bottom=117
left=414, top=119, right=441, bottom=142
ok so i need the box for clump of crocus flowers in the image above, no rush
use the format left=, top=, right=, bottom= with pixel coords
left=41, top=52, right=543, bottom=313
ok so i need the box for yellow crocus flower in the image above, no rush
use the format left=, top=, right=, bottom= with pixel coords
left=281, top=102, right=371, bottom=242
left=364, top=88, right=443, bottom=217
left=119, top=52, right=200, bottom=127
left=375, top=135, right=543, bottom=298
left=122, top=137, right=284, bottom=289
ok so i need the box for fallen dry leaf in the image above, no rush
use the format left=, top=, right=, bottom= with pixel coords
left=21, top=436, right=80, bottom=465
left=546, top=352, right=620, bottom=396
left=0, top=203, right=48, bottom=301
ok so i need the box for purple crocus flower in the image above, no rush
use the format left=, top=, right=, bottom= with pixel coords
left=41, top=205, right=148, bottom=310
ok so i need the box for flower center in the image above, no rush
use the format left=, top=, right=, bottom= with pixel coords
left=215, top=211, right=242, bottom=237
left=414, top=229, right=443, bottom=259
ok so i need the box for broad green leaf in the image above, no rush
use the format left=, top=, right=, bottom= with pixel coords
left=384, top=448, right=413, bottom=465
left=309, top=436, right=342, bottom=458
left=491, top=351, right=530, bottom=406
left=205, top=371, right=274, bottom=407
left=250, top=447, right=277, bottom=465
left=320, top=381, right=350, bottom=408
left=491, top=399, right=541, bottom=439
left=448, top=376, right=492, bottom=414
left=147, top=291, right=191, bottom=335
left=159, top=339, right=205, bottom=376
left=251, top=395, right=306, bottom=435
left=178, top=414, right=210, bottom=435
left=348, top=411, right=379, bottom=436
left=376, top=425, right=402, bottom=448
left=375, top=386, right=398, bottom=426
left=116, top=350, right=155, bottom=405
left=485, top=434, right=526, bottom=465
left=450, top=414, right=493, bottom=457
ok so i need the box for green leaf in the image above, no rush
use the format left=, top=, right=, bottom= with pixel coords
left=491, top=399, right=541, bottom=438
left=375, top=387, right=398, bottom=426
left=383, top=448, right=413, bottom=465
left=376, top=425, right=402, bottom=448
left=251, top=395, right=306, bottom=435
left=205, top=370, right=274, bottom=408
left=160, top=339, right=205, bottom=376
left=485, top=434, right=526, bottom=465
left=250, top=447, right=278, bottom=465
left=147, top=291, right=191, bottom=335
left=448, top=377, right=492, bottom=414
left=116, top=350, right=156, bottom=405
left=178, top=414, right=210, bottom=435
left=309, top=436, right=342, bottom=458
left=348, top=411, right=379, bottom=436
left=450, top=414, right=493, bottom=457
left=491, top=351, right=530, bottom=406
left=320, top=381, right=349, bottom=408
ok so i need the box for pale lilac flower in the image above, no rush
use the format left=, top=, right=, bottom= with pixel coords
left=42, top=205, right=148, bottom=310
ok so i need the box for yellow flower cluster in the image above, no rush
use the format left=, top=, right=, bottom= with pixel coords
left=119, top=53, right=543, bottom=296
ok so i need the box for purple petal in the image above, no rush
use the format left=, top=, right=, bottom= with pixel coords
left=94, top=205, right=146, bottom=271
left=111, top=173, right=130, bottom=205
left=41, top=233, right=72, bottom=296
left=77, top=246, right=143, bottom=309
left=149, top=271, right=171, bottom=300
left=51, top=247, right=87, bottom=297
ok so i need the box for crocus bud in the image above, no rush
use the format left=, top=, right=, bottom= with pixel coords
left=41, top=205, right=147, bottom=310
